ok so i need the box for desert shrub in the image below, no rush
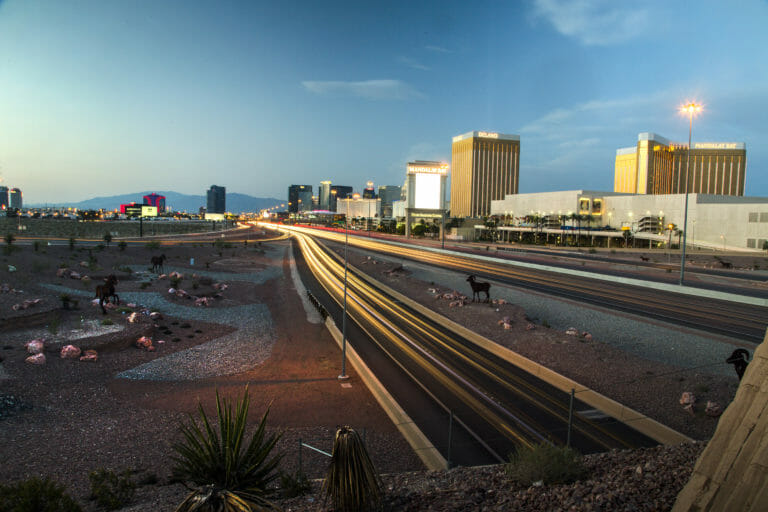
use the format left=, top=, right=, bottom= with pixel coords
left=192, top=281, right=199, bottom=290
left=60, top=293, right=71, bottom=309
left=69, top=237, right=76, bottom=250
left=118, top=241, right=127, bottom=251
left=505, top=443, right=586, bottom=486
left=140, top=281, right=151, bottom=289
left=322, top=426, right=382, bottom=512
left=588, top=248, right=597, bottom=254
left=169, top=276, right=181, bottom=288
left=101, top=318, right=114, bottom=326
left=172, top=387, right=283, bottom=512
left=88, top=468, right=136, bottom=510
left=145, top=240, right=161, bottom=250
left=279, top=470, right=311, bottom=498
left=199, top=276, right=213, bottom=286
left=116, top=265, right=132, bottom=274
left=103, top=232, right=112, bottom=247
left=33, top=240, right=41, bottom=252
left=95, top=243, right=105, bottom=251
left=0, top=476, right=82, bottom=512
left=541, top=320, right=550, bottom=328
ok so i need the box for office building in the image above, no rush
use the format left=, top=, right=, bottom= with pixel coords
left=207, top=185, right=226, bottom=214
left=318, top=181, right=332, bottom=210
left=0, top=186, right=8, bottom=210
left=450, top=131, right=520, bottom=218
left=288, top=185, right=313, bottom=213
left=143, top=193, right=166, bottom=213
left=378, top=185, right=402, bottom=218
left=615, top=133, right=746, bottom=196
left=9, top=188, right=22, bottom=210
left=363, top=181, right=377, bottom=199
left=329, top=185, right=353, bottom=212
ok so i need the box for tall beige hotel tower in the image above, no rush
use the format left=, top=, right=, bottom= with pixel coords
left=615, top=132, right=746, bottom=195
left=450, top=131, right=520, bottom=218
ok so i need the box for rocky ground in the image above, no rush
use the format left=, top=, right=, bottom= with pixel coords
left=0, top=234, right=751, bottom=511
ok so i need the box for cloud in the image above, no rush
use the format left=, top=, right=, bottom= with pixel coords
left=398, top=56, right=430, bottom=71
left=425, top=45, right=450, bottom=53
left=301, top=80, right=423, bottom=100
left=532, top=0, right=649, bottom=45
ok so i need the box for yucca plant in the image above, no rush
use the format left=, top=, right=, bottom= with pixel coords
left=322, top=426, right=382, bottom=512
left=171, top=387, right=283, bottom=512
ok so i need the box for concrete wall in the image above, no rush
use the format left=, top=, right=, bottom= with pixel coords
left=673, top=332, right=768, bottom=511
left=1, top=219, right=222, bottom=238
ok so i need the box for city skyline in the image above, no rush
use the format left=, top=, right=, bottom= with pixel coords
left=1, top=0, right=767, bottom=204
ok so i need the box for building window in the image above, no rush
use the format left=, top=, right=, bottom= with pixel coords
left=759, top=239, right=767, bottom=250
left=748, top=212, right=758, bottom=222
left=747, top=239, right=756, bottom=248
left=761, top=213, right=768, bottom=222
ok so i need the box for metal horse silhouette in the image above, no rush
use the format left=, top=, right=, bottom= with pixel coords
left=466, top=275, right=491, bottom=303
left=94, top=274, right=119, bottom=314
left=151, top=254, right=166, bottom=273
left=726, top=348, right=750, bottom=381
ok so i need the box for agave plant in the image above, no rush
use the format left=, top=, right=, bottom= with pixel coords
left=171, top=387, right=283, bottom=512
left=322, top=426, right=382, bottom=512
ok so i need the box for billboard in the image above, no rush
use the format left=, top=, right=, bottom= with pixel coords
left=414, top=173, right=441, bottom=209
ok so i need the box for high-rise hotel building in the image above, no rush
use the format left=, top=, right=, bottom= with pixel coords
left=450, top=131, right=520, bottom=218
left=615, top=132, right=746, bottom=196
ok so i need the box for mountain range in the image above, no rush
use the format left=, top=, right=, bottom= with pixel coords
left=30, top=191, right=284, bottom=213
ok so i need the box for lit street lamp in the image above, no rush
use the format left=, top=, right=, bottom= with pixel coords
left=679, top=101, right=702, bottom=285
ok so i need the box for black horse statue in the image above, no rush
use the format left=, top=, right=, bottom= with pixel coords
left=151, top=254, right=166, bottom=273
left=467, top=275, right=491, bottom=303
left=726, top=348, right=750, bottom=381
left=94, top=274, right=119, bottom=314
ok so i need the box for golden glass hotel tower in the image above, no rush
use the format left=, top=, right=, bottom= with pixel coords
left=450, top=131, right=520, bottom=218
left=615, top=133, right=746, bottom=196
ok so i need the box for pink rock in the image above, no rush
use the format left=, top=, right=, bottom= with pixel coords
left=168, top=287, right=176, bottom=294
left=25, top=353, right=46, bottom=365
left=584, top=333, right=593, bottom=341
left=158, top=274, right=168, bottom=280
left=126, top=303, right=137, bottom=309
left=679, top=392, right=696, bottom=406
left=80, top=349, right=98, bottom=362
left=503, top=323, right=512, bottom=330
left=79, top=261, right=89, bottom=268
left=136, top=336, right=153, bottom=350
left=127, top=312, right=140, bottom=323
left=565, top=327, right=578, bottom=336
left=60, top=345, right=82, bottom=359
left=705, top=401, right=723, bottom=417
left=57, top=268, right=71, bottom=278
left=26, top=340, right=44, bottom=354
left=526, top=323, right=536, bottom=330
left=149, top=311, right=163, bottom=320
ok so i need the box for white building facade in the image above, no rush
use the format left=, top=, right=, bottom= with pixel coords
left=491, top=190, right=768, bottom=251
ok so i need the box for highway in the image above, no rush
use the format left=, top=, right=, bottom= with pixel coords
left=277, top=224, right=768, bottom=343
left=283, top=224, right=659, bottom=466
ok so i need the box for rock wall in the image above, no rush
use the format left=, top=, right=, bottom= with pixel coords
left=673, top=333, right=768, bottom=511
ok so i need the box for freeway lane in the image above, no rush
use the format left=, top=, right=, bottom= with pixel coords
left=278, top=225, right=768, bottom=343
left=287, top=226, right=659, bottom=465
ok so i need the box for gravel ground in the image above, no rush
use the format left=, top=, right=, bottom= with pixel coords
left=360, top=248, right=746, bottom=377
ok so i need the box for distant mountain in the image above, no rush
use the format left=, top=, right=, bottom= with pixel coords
left=30, top=191, right=284, bottom=213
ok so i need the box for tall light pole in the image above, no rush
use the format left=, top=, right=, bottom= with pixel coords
left=339, top=198, right=349, bottom=380
left=679, top=101, right=702, bottom=285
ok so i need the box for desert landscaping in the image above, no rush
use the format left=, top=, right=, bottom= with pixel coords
left=0, top=231, right=752, bottom=511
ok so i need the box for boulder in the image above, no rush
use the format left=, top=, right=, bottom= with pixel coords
left=25, top=353, right=46, bottom=365
left=56, top=268, right=71, bottom=278
left=136, top=336, right=154, bottom=351
left=149, top=311, right=163, bottom=320
left=705, top=401, right=723, bottom=417
left=79, top=350, right=98, bottom=362
left=60, top=345, right=82, bottom=359
left=25, top=339, right=44, bottom=354
left=679, top=391, right=696, bottom=406
left=126, top=312, right=140, bottom=323
left=69, top=271, right=81, bottom=280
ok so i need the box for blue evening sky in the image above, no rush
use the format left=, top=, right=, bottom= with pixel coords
left=1, top=0, right=767, bottom=205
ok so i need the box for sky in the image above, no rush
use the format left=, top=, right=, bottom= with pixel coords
left=1, top=0, right=767, bottom=205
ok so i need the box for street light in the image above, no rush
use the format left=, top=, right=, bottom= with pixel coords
left=339, top=197, right=350, bottom=380
left=679, top=101, right=702, bottom=285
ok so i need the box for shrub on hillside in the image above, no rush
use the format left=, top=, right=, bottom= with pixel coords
left=0, top=477, right=82, bottom=512
left=505, top=443, right=587, bottom=486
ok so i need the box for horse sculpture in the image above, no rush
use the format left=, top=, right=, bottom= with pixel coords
left=726, top=348, right=750, bottom=380
left=466, top=275, right=491, bottom=303
left=94, top=274, right=119, bottom=314
left=151, top=254, right=166, bottom=273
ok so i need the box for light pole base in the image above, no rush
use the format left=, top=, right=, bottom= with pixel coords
left=337, top=374, right=350, bottom=381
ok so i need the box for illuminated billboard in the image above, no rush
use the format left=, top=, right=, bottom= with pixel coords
left=414, top=173, right=441, bottom=209
left=406, top=161, right=448, bottom=211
